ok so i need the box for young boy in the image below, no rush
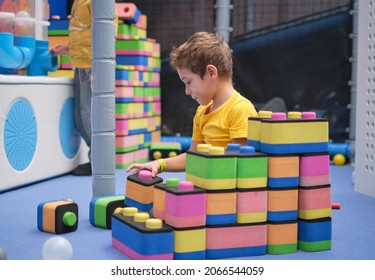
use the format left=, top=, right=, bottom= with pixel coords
left=126, top=31, right=258, bottom=176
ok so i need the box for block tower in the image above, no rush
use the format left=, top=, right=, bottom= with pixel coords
left=186, top=144, right=269, bottom=259
left=115, top=3, right=161, bottom=168
left=253, top=111, right=332, bottom=254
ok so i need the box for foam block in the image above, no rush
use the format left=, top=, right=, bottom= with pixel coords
left=89, top=195, right=125, bottom=229
left=236, top=188, right=267, bottom=223
left=173, top=226, right=206, bottom=260
left=206, top=189, right=236, bottom=225
left=236, top=147, right=268, bottom=189
left=260, top=118, right=329, bottom=154
left=165, top=181, right=206, bottom=228
left=125, top=170, right=163, bottom=211
left=267, top=187, right=298, bottom=222
left=206, top=222, right=267, bottom=259
left=299, top=152, right=330, bottom=187
left=268, top=154, right=299, bottom=188
left=153, top=178, right=180, bottom=220
left=298, top=185, right=332, bottom=219
left=298, top=217, right=332, bottom=252
left=186, top=146, right=237, bottom=190
left=116, top=3, right=141, bottom=24
left=247, top=111, right=272, bottom=150
left=37, top=200, right=78, bottom=234
left=112, top=212, right=174, bottom=260
left=267, top=221, right=298, bottom=255
left=149, top=141, right=181, bottom=160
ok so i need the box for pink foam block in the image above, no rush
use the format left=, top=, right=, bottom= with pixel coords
left=115, top=119, right=128, bottom=134
left=116, top=152, right=134, bottom=162
left=298, top=187, right=331, bottom=209
left=148, top=117, right=157, bottom=127
left=115, top=86, right=134, bottom=98
left=116, top=3, right=140, bottom=23
left=300, top=154, right=330, bottom=176
left=117, top=134, right=138, bottom=146
left=206, top=224, right=267, bottom=249
left=165, top=192, right=206, bottom=217
left=112, top=238, right=173, bottom=260
left=134, top=148, right=149, bottom=161
left=300, top=154, right=330, bottom=186
left=60, top=63, right=72, bottom=69
left=237, top=190, right=267, bottom=212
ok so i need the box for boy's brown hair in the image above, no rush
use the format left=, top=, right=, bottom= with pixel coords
left=169, top=31, right=233, bottom=80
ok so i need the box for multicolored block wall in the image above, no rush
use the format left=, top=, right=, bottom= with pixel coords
left=115, top=3, right=161, bottom=168
left=112, top=110, right=332, bottom=260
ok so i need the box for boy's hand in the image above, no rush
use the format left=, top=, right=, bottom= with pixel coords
left=125, top=160, right=161, bottom=177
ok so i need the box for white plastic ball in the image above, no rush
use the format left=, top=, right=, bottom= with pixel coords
left=42, top=236, right=73, bottom=260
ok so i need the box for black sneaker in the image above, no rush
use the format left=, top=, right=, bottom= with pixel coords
left=72, top=162, right=92, bottom=176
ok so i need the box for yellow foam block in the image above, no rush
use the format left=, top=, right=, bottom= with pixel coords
left=260, top=119, right=328, bottom=144
left=186, top=175, right=236, bottom=191
left=174, top=228, right=206, bottom=253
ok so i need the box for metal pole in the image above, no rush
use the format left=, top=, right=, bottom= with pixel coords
left=215, top=0, right=233, bottom=42
left=91, top=0, right=116, bottom=197
left=245, top=0, right=255, bottom=32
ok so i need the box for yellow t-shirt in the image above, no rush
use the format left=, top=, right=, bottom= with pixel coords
left=192, top=91, right=258, bottom=148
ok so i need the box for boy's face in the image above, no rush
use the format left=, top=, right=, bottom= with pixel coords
left=177, top=67, right=214, bottom=106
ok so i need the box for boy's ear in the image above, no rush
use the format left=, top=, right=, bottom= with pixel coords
left=206, top=64, right=217, bottom=78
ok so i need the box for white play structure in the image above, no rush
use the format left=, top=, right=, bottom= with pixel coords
left=0, top=75, right=88, bottom=192
left=0, top=0, right=88, bottom=192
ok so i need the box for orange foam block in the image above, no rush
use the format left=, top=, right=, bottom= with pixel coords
left=124, top=170, right=163, bottom=211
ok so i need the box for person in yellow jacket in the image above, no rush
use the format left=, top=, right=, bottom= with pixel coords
left=51, top=0, right=118, bottom=175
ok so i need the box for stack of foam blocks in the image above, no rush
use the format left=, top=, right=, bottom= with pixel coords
left=249, top=111, right=332, bottom=253
left=110, top=110, right=331, bottom=260
left=115, top=3, right=161, bottom=169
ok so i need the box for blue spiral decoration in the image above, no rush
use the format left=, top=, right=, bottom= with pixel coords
left=4, top=99, right=37, bottom=171
left=59, top=97, right=81, bottom=159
